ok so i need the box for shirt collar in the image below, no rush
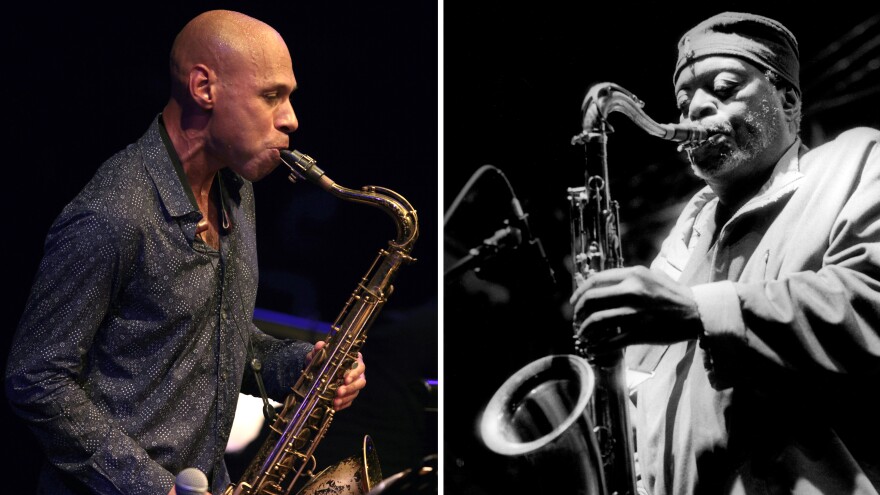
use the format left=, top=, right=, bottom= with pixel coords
left=157, top=115, right=200, bottom=213
left=140, top=115, right=198, bottom=219
left=149, top=115, right=243, bottom=223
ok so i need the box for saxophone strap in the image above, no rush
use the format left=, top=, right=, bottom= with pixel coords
left=250, top=358, right=277, bottom=422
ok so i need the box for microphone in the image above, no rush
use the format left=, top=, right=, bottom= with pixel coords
left=444, top=164, right=556, bottom=286
left=510, top=196, right=556, bottom=285
left=480, top=225, right=522, bottom=252
left=444, top=225, right=522, bottom=280
left=175, top=467, right=208, bottom=495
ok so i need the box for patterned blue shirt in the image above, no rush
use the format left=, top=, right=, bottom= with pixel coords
left=6, top=116, right=312, bottom=495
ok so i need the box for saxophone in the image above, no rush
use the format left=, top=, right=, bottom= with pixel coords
left=225, top=150, right=419, bottom=495
left=478, top=82, right=705, bottom=495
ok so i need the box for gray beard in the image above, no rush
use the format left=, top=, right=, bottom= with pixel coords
left=689, top=98, right=782, bottom=180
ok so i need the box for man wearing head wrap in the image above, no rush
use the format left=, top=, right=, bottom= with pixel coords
left=572, top=11, right=880, bottom=495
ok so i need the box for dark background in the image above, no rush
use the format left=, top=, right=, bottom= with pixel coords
left=3, top=2, right=437, bottom=493
left=443, top=3, right=880, bottom=494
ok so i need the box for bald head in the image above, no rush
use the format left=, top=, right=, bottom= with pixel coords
left=162, top=9, right=298, bottom=182
left=169, top=10, right=289, bottom=97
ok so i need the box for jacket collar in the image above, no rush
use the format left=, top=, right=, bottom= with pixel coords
left=678, top=138, right=806, bottom=252
left=736, top=138, right=805, bottom=217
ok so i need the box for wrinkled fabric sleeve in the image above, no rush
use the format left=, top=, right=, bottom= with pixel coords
left=240, top=327, right=314, bottom=401
left=5, top=210, right=176, bottom=495
left=697, top=138, right=880, bottom=387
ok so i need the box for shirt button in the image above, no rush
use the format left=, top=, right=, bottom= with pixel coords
left=221, top=310, right=228, bottom=321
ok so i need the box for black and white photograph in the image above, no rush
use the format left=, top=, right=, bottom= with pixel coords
left=444, top=3, right=880, bottom=494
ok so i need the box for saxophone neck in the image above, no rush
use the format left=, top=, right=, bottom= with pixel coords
left=571, top=82, right=707, bottom=146
left=280, top=149, right=419, bottom=252
left=356, top=186, right=420, bottom=253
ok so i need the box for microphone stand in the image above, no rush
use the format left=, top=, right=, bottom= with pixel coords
left=445, top=165, right=555, bottom=285
left=444, top=224, right=522, bottom=281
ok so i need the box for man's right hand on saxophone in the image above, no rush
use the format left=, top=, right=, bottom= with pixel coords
left=306, top=341, right=367, bottom=411
left=570, top=267, right=703, bottom=356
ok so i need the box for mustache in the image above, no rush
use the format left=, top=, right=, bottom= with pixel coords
left=696, top=120, right=734, bottom=137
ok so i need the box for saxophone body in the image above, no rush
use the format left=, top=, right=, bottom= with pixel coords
left=479, top=82, right=705, bottom=495
left=226, top=150, right=419, bottom=495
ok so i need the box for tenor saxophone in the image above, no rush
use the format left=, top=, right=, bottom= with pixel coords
left=479, top=82, right=705, bottom=495
left=225, top=150, right=419, bottom=495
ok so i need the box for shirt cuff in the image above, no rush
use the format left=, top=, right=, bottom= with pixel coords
left=692, top=281, right=747, bottom=389
left=692, top=280, right=746, bottom=340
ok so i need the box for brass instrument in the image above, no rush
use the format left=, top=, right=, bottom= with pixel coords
left=225, top=149, right=419, bottom=495
left=479, top=82, right=705, bottom=495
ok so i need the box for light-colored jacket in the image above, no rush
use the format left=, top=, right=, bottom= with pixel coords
left=632, top=127, right=880, bottom=495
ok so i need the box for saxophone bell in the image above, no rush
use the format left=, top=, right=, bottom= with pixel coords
left=478, top=355, right=605, bottom=495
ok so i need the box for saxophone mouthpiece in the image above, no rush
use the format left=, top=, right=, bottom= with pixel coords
left=669, top=124, right=709, bottom=153
left=280, top=149, right=335, bottom=191
left=665, top=123, right=708, bottom=143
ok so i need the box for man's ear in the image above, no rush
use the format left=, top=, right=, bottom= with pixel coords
left=189, top=64, right=214, bottom=110
left=779, top=86, right=801, bottom=125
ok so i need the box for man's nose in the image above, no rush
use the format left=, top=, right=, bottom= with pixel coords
left=278, top=100, right=299, bottom=134
left=688, top=89, right=718, bottom=121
